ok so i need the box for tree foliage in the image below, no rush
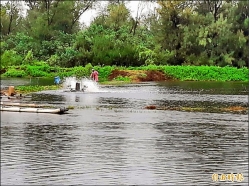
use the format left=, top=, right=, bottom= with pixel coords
left=1, top=0, right=248, bottom=68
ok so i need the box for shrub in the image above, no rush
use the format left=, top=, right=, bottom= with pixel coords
left=1, top=50, right=23, bottom=68
left=114, top=75, right=131, bottom=82
left=26, top=65, right=50, bottom=77
left=3, top=69, right=27, bottom=77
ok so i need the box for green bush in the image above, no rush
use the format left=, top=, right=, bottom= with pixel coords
left=1, top=50, right=23, bottom=68
left=3, top=69, right=27, bottom=77
left=95, top=65, right=115, bottom=81
left=114, top=75, right=131, bottom=82
left=26, top=65, right=50, bottom=77
left=162, top=65, right=248, bottom=82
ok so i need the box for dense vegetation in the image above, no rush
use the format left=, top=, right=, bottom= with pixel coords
left=1, top=0, right=248, bottom=69
left=2, top=63, right=248, bottom=82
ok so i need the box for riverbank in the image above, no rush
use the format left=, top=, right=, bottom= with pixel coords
left=1, top=64, right=248, bottom=95
left=1, top=64, right=248, bottom=82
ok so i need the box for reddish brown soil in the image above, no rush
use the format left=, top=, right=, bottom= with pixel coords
left=108, top=70, right=170, bottom=82
left=145, top=105, right=157, bottom=110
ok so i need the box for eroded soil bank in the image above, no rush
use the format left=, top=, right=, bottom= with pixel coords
left=108, top=70, right=171, bottom=82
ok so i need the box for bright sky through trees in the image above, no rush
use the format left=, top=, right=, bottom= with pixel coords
left=81, top=1, right=157, bottom=26
left=0, top=0, right=157, bottom=27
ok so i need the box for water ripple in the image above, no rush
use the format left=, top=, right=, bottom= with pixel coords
left=1, top=81, right=248, bottom=185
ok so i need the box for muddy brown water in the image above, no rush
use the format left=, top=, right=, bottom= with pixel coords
left=1, top=78, right=248, bottom=185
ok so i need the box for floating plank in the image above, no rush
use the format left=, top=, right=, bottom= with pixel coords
left=0, top=106, right=68, bottom=114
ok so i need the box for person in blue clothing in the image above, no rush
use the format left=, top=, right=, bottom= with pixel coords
left=54, top=76, right=61, bottom=85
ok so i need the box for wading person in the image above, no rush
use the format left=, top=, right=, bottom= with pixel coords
left=90, top=69, right=99, bottom=82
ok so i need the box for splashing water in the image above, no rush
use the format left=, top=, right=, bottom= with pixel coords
left=62, top=77, right=77, bottom=90
left=62, top=77, right=100, bottom=92
left=79, top=78, right=100, bottom=92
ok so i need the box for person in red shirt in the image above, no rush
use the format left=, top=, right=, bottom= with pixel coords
left=90, top=69, right=99, bottom=82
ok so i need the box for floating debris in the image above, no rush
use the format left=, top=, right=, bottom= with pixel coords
left=145, top=105, right=157, bottom=110
left=144, top=105, right=248, bottom=114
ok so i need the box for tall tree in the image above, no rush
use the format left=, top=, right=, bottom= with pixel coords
left=227, top=1, right=249, bottom=67
left=24, top=0, right=96, bottom=39
left=195, top=0, right=224, bottom=22
left=0, top=0, right=24, bottom=36
left=92, top=1, right=131, bottom=31
left=152, top=0, right=193, bottom=64
left=129, top=1, right=149, bottom=36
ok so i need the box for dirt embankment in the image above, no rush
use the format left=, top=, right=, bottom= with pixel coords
left=108, top=70, right=171, bottom=82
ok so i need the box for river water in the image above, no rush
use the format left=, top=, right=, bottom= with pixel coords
left=1, top=78, right=248, bottom=185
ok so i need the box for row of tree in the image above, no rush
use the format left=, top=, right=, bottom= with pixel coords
left=1, top=0, right=248, bottom=68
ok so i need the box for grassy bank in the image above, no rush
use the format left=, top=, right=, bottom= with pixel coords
left=15, top=85, right=62, bottom=94
left=1, top=64, right=248, bottom=82
left=127, top=65, right=248, bottom=82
